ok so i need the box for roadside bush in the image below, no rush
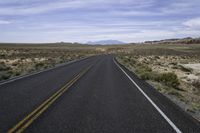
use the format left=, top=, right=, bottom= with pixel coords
left=140, top=72, right=151, bottom=80
left=129, top=59, right=136, bottom=65
left=140, top=71, right=158, bottom=80
left=168, top=90, right=183, bottom=99
left=35, top=62, right=45, bottom=70
left=192, top=79, right=200, bottom=88
left=135, top=64, right=152, bottom=74
left=155, top=73, right=180, bottom=88
left=0, top=62, right=10, bottom=71
left=123, top=57, right=130, bottom=63
left=12, top=62, right=18, bottom=66
left=171, top=66, right=179, bottom=69
left=0, top=72, right=11, bottom=80
left=141, top=64, right=152, bottom=72
left=118, top=55, right=179, bottom=89
left=13, top=70, right=21, bottom=76
left=0, top=54, right=6, bottom=58
left=140, top=71, right=179, bottom=89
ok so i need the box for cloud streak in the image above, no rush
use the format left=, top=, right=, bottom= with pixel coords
left=0, top=20, right=12, bottom=24
left=183, top=17, right=200, bottom=29
left=0, top=0, right=199, bottom=43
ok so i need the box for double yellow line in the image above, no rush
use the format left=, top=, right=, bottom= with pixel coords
left=8, top=66, right=92, bottom=133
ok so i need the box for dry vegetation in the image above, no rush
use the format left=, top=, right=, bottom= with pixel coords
left=0, top=43, right=102, bottom=81
left=116, top=44, right=200, bottom=120
left=1, top=42, right=200, bottom=121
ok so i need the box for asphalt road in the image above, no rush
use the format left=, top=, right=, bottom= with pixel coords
left=0, top=55, right=200, bottom=133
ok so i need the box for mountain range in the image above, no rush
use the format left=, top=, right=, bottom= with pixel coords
left=87, top=40, right=125, bottom=45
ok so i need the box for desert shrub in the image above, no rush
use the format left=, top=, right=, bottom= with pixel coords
left=123, top=57, right=130, bottom=63
left=0, top=72, right=11, bottom=80
left=135, top=64, right=152, bottom=75
left=171, top=66, right=178, bottom=69
left=170, top=62, right=177, bottom=65
left=14, top=71, right=21, bottom=76
left=43, top=65, right=49, bottom=69
left=192, top=79, right=200, bottom=88
left=35, top=62, right=45, bottom=70
left=155, top=73, right=180, bottom=88
left=0, top=62, right=10, bottom=71
left=0, top=54, right=6, bottom=58
left=140, top=71, right=158, bottom=80
left=140, top=72, right=151, bottom=80
left=7, top=70, right=14, bottom=75
left=154, top=56, right=160, bottom=59
left=12, top=62, right=18, bottom=66
left=140, top=71, right=179, bottom=89
left=141, top=64, right=152, bottom=72
left=129, top=59, right=136, bottom=65
left=168, top=90, right=183, bottom=99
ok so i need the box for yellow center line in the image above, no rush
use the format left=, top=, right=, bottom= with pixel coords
left=8, top=65, right=92, bottom=133
left=8, top=73, right=80, bottom=133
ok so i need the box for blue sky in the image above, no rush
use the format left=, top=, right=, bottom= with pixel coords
left=0, top=0, right=200, bottom=43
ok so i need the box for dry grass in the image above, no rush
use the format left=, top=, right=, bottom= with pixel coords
left=0, top=43, right=102, bottom=81
left=116, top=44, right=200, bottom=120
left=1, top=42, right=200, bottom=120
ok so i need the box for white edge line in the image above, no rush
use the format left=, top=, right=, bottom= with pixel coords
left=0, top=56, right=89, bottom=86
left=113, top=58, right=182, bottom=133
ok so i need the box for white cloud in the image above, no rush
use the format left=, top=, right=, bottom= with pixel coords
left=160, top=0, right=200, bottom=15
left=0, top=1, right=87, bottom=15
left=183, top=17, right=200, bottom=29
left=110, top=10, right=158, bottom=17
left=1, top=26, right=199, bottom=43
left=0, top=0, right=156, bottom=15
left=0, top=0, right=200, bottom=43
left=0, top=20, right=12, bottom=24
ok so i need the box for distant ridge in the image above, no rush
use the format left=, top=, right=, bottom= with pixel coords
left=87, top=40, right=126, bottom=45
left=144, top=37, right=200, bottom=44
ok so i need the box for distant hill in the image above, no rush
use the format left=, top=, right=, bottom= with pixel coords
left=87, top=40, right=126, bottom=45
left=144, top=37, right=200, bottom=44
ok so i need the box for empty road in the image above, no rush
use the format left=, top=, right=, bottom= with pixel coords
left=0, top=55, right=200, bottom=133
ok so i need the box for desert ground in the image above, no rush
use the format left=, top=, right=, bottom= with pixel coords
left=0, top=43, right=102, bottom=81
left=1, top=42, right=200, bottom=121
left=116, top=44, right=200, bottom=120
